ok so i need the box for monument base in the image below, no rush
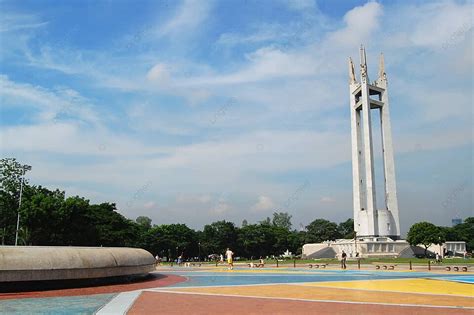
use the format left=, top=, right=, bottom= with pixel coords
left=303, top=237, right=413, bottom=259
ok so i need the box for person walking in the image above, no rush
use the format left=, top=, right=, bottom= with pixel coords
left=341, top=250, right=347, bottom=269
left=226, top=248, right=234, bottom=270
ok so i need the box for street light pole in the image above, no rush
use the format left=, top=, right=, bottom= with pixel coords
left=15, top=172, right=25, bottom=246
left=198, top=242, right=201, bottom=265
left=354, top=231, right=358, bottom=257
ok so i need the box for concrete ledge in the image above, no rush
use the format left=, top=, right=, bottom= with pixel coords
left=0, top=246, right=155, bottom=282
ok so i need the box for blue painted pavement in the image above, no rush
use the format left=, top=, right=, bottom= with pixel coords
left=0, top=293, right=115, bottom=315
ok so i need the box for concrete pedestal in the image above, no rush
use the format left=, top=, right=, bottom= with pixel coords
left=0, top=246, right=155, bottom=282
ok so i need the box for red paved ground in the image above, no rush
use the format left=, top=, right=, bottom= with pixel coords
left=127, top=291, right=473, bottom=315
left=0, top=274, right=185, bottom=300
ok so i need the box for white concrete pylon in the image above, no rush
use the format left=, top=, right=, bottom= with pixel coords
left=349, top=46, right=400, bottom=239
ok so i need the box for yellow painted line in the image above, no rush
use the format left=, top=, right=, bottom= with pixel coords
left=169, top=284, right=474, bottom=308
left=299, top=279, right=474, bottom=297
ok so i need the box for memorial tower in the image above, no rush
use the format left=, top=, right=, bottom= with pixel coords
left=349, top=46, right=400, bottom=239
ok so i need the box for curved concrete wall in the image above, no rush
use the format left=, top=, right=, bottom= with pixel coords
left=0, top=246, right=155, bottom=282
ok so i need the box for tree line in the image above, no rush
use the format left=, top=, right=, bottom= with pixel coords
left=1, top=158, right=472, bottom=260
left=407, top=220, right=474, bottom=256
left=0, top=158, right=354, bottom=259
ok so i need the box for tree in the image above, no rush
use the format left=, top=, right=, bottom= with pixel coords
left=90, top=203, right=141, bottom=247
left=238, top=224, right=266, bottom=258
left=241, top=219, right=248, bottom=227
left=0, top=158, right=32, bottom=244
left=305, top=219, right=340, bottom=243
left=20, top=186, right=66, bottom=245
left=270, top=225, right=291, bottom=255
left=0, top=158, right=32, bottom=193
left=144, top=224, right=197, bottom=260
left=136, top=216, right=152, bottom=229
left=259, top=217, right=271, bottom=225
left=272, top=212, right=292, bottom=230
left=451, top=217, right=474, bottom=251
left=288, top=230, right=306, bottom=255
left=407, top=222, right=443, bottom=257
left=338, top=218, right=355, bottom=239
left=201, top=220, right=237, bottom=256
left=237, top=223, right=297, bottom=258
left=1, top=160, right=154, bottom=249
left=59, top=196, right=95, bottom=245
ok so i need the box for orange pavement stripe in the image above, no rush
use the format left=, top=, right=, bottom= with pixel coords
left=128, top=291, right=473, bottom=315
left=171, top=284, right=474, bottom=308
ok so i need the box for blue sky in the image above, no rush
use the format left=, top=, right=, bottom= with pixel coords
left=1, top=0, right=472, bottom=234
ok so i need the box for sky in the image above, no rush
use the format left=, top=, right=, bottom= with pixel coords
left=0, top=0, right=472, bottom=235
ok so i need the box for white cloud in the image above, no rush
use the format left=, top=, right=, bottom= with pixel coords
left=216, top=24, right=291, bottom=47
left=1, top=0, right=472, bottom=230
left=0, top=75, right=99, bottom=124
left=395, top=2, right=472, bottom=49
left=146, top=63, right=171, bottom=83
left=156, top=0, right=212, bottom=38
left=320, top=196, right=335, bottom=203
left=186, top=47, right=318, bottom=86
left=176, top=194, right=212, bottom=204
left=282, top=0, right=316, bottom=11
left=0, top=122, right=171, bottom=158
left=143, top=201, right=157, bottom=209
left=325, top=2, right=382, bottom=48
left=211, top=201, right=231, bottom=215
left=0, top=13, right=47, bottom=33
left=252, top=195, right=275, bottom=212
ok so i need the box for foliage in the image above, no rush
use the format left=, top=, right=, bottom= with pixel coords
left=407, top=221, right=443, bottom=257
left=259, top=217, right=271, bottom=225
left=143, top=224, right=197, bottom=259
left=0, top=158, right=32, bottom=244
left=200, top=220, right=237, bottom=255
left=338, top=218, right=355, bottom=239
left=305, top=219, right=341, bottom=243
left=6, top=159, right=471, bottom=261
left=442, top=217, right=474, bottom=251
left=0, top=158, right=32, bottom=193
left=136, top=216, right=152, bottom=229
left=272, top=212, right=292, bottom=230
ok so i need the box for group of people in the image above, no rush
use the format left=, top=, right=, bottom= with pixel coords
left=216, top=248, right=235, bottom=269
left=340, top=250, right=362, bottom=269
left=153, top=248, right=235, bottom=269
left=156, top=248, right=352, bottom=270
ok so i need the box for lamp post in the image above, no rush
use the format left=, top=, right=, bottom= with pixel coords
left=198, top=242, right=201, bottom=265
left=176, top=246, right=179, bottom=264
left=354, top=231, right=358, bottom=257
left=14, top=169, right=26, bottom=246
left=439, top=236, right=442, bottom=260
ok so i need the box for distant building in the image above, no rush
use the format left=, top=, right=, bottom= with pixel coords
left=452, top=218, right=462, bottom=226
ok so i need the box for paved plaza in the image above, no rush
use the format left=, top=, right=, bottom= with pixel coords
left=0, top=266, right=472, bottom=314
